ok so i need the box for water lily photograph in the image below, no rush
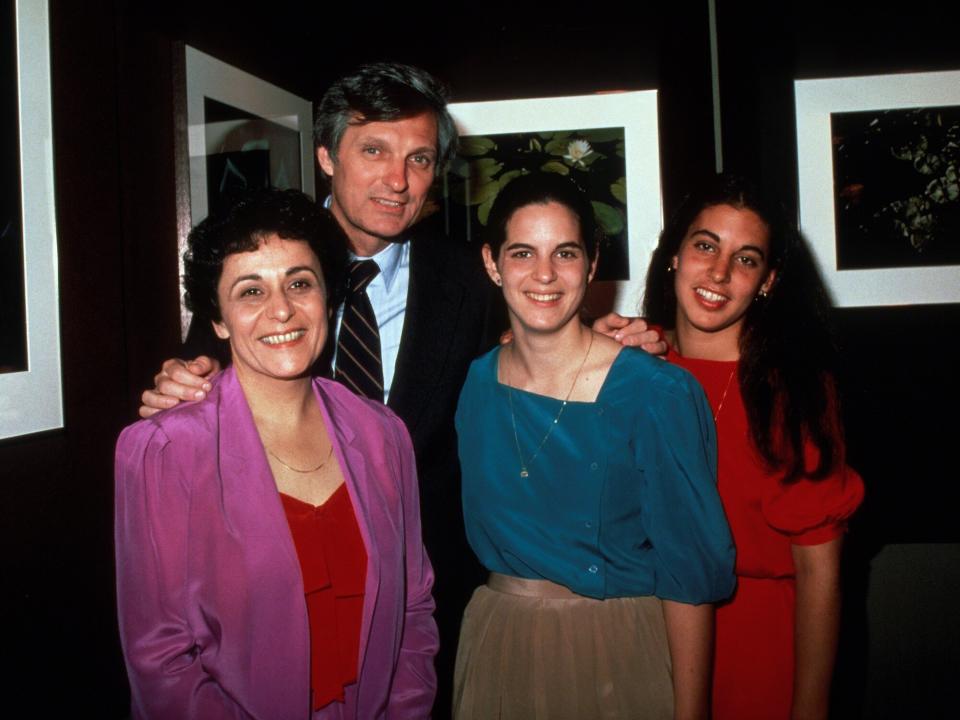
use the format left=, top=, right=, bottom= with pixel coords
left=443, top=126, right=630, bottom=281
left=831, top=104, right=960, bottom=270
left=796, top=70, right=960, bottom=306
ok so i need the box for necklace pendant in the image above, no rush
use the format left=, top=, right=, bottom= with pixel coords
left=520, top=469, right=529, bottom=478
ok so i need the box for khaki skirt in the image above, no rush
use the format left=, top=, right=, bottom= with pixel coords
left=453, top=574, right=673, bottom=720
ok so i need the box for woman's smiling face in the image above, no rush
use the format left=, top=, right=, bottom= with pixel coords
left=672, top=203, right=777, bottom=345
left=213, top=234, right=328, bottom=384
left=483, top=201, right=597, bottom=337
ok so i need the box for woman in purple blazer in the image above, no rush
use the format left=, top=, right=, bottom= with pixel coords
left=115, top=189, right=437, bottom=719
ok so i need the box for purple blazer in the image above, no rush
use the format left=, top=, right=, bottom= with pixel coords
left=115, top=367, right=438, bottom=719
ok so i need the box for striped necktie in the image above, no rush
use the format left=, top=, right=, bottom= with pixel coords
left=335, top=259, right=384, bottom=402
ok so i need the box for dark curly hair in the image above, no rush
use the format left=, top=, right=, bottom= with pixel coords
left=183, top=188, right=348, bottom=325
left=643, top=173, right=841, bottom=483
left=314, top=62, right=457, bottom=175
left=484, top=172, right=601, bottom=263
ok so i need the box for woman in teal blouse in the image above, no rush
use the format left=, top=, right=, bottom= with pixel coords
left=453, top=173, right=735, bottom=720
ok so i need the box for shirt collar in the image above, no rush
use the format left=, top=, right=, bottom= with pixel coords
left=325, top=195, right=407, bottom=292
left=350, top=240, right=406, bottom=293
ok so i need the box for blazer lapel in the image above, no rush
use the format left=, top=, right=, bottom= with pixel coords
left=215, top=368, right=302, bottom=574
left=312, top=379, right=382, bottom=680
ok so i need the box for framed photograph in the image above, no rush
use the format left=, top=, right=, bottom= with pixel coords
left=795, top=70, right=960, bottom=306
left=0, top=0, right=63, bottom=441
left=177, top=46, right=315, bottom=337
left=446, top=91, right=662, bottom=317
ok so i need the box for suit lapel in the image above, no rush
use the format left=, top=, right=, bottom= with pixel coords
left=388, top=234, right=464, bottom=433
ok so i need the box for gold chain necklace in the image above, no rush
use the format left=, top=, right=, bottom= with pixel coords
left=713, top=369, right=736, bottom=424
left=267, top=442, right=334, bottom=474
left=673, top=338, right=737, bottom=425
left=506, top=331, right=594, bottom=479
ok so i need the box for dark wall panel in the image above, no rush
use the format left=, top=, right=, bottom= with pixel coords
left=1, top=0, right=130, bottom=713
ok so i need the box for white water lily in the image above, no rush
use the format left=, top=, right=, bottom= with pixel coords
left=563, top=139, right=593, bottom=166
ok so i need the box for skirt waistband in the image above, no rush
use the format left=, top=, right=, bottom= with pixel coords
left=487, top=572, right=584, bottom=599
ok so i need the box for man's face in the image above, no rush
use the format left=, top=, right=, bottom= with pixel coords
left=316, top=111, right=439, bottom=256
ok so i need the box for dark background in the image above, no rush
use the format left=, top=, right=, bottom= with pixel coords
left=2, top=1, right=957, bottom=716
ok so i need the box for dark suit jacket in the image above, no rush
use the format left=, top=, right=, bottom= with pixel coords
left=389, top=218, right=500, bottom=541
left=386, top=218, right=502, bottom=720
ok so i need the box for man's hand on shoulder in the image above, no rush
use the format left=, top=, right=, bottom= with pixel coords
left=591, top=313, right=667, bottom=357
left=139, top=356, right=221, bottom=418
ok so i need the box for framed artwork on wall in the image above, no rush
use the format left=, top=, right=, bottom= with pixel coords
left=0, top=0, right=63, bottom=441
left=446, top=91, right=662, bottom=317
left=795, top=69, right=960, bottom=306
left=176, top=46, right=315, bottom=338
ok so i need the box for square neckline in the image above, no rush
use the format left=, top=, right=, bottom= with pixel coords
left=491, top=344, right=629, bottom=406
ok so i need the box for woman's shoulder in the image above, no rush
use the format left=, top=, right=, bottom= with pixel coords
left=471, top=345, right=500, bottom=369
left=463, top=346, right=499, bottom=388
left=115, top=401, right=219, bottom=489
left=118, top=376, right=224, bottom=454
left=606, top=346, right=705, bottom=403
left=455, top=347, right=499, bottom=426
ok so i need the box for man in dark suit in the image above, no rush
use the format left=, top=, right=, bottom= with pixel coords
left=142, top=62, right=659, bottom=716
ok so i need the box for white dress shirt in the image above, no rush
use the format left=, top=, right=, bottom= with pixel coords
left=334, top=240, right=410, bottom=404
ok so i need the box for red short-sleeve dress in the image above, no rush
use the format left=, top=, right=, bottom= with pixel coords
left=668, top=349, right=864, bottom=720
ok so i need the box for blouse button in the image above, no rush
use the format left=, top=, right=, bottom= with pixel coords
left=590, top=462, right=599, bottom=471
left=584, top=521, right=592, bottom=529
left=587, top=564, right=599, bottom=574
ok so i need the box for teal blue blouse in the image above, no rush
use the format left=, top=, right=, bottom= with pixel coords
left=456, top=346, right=735, bottom=603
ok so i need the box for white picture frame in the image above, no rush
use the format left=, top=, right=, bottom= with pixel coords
left=0, top=0, right=63, bottom=441
left=795, top=70, right=960, bottom=306
left=448, top=91, right=663, bottom=317
left=178, top=46, right=315, bottom=337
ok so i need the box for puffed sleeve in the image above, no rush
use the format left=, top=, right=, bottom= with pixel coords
left=115, top=421, right=246, bottom=720
left=640, top=366, right=736, bottom=604
left=385, top=414, right=439, bottom=716
left=763, top=449, right=865, bottom=546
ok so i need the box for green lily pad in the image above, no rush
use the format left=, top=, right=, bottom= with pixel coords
left=610, top=177, right=627, bottom=204
left=544, top=139, right=568, bottom=156
left=459, top=136, right=496, bottom=156
left=467, top=177, right=501, bottom=206
left=592, top=201, right=624, bottom=235
left=541, top=160, right=570, bottom=176
left=477, top=195, right=497, bottom=225
left=470, top=157, right=503, bottom=180
left=578, top=151, right=602, bottom=167
left=498, top=169, right=523, bottom=188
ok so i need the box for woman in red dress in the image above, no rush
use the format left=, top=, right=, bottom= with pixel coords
left=642, top=174, right=864, bottom=720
